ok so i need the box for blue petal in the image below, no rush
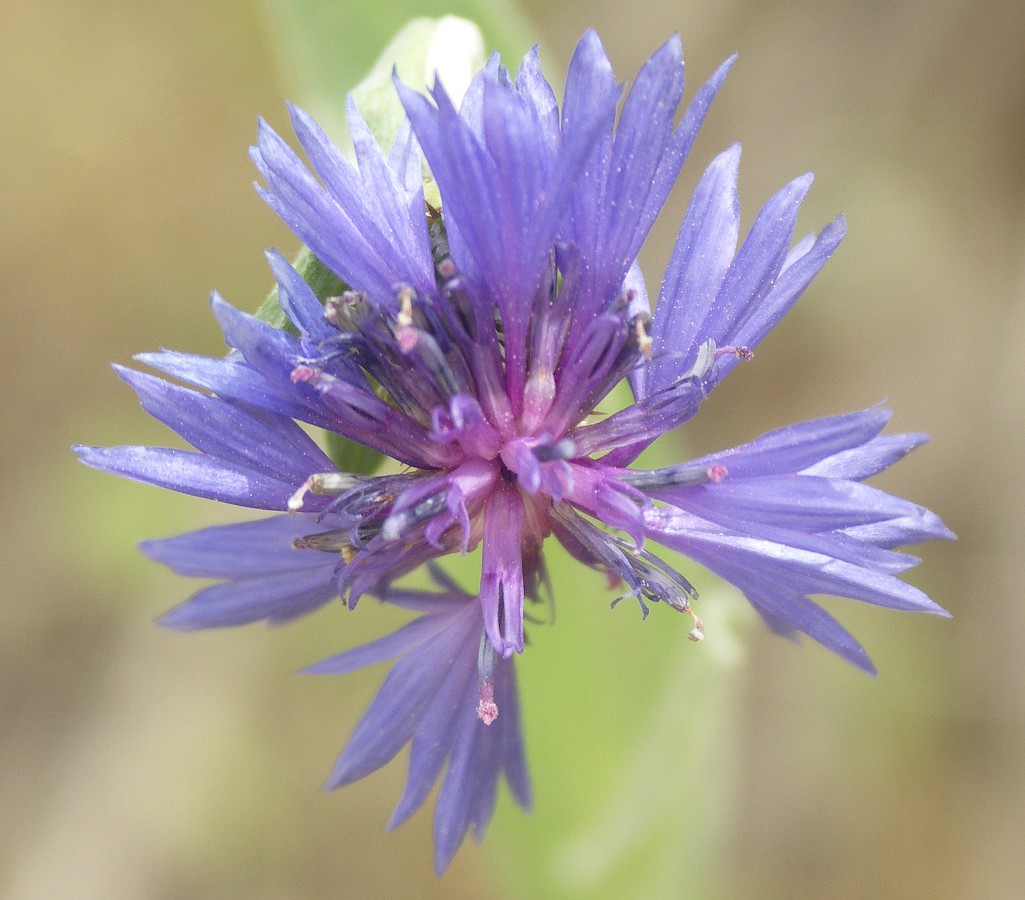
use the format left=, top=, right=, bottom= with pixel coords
left=158, top=566, right=338, bottom=629
left=593, top=36, right=687, bottom=276
left=494, top=656, right=531, bottom=809
left=253, top=111, right=435, bottom=306
left=114, top=365, right=332, bottom=483
left=398, top=69, right=558, bottom=398
left=304, top=613, right=452, bottom=675
left=74, top=445, right=299, bottom=509
left=141, top=515, right=342, bottom=577
left=713, top=214, right=846, bottom=386
left=325, top=610, right=473, bottom=788
left=646, top=507, right=949, bottom=615
left=515, top=45, right=559, bottom=147
left=803, top=432, right=929, bottom=480
left=558, top=35, right=686, bottom=320
left=344, top=98, right=434, bottom=288
left=658, top=475, right=924, bottom=533
left=136, top=350, right=318, bottom=427
left=433, top=680, right=491, bottom=873
left=210, top=294, right=305, bottom=382
left=648, top=145, right=741, bottom=393
left=700, top=172, right=814, bottom=349
left=685, top=407, right=892, bottom=478
left=746, top=589, right=877, bottom=674
left=388, top=638, right=477, bottom=831
left=843, top=511, right=956, bottom=547
left=264, top=249, right=338, bottom=346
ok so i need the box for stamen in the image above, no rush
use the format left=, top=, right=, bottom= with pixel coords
left=619, top=462, right=726, bottom=490
left=477, top=683, right=499, bottom=725
left=407, top=331, right=462, bottom=396
left=686, top=607, right=705, bottom=642
left=476, top=631, right=499, bottom=725
left=292, top=530, right=359, bottom=563
left=288, top=472, right=363, bottom=511
left=380, top=491, right=447, bottom=542
left=714, top=345, right=754, bottom=361
left=396, top=288, right=415, bottom=328
left=634, top=317, right=653, bottom=360
left=324, top=290, right=367, bottom=331
left=532, top=437, right=577, bottom=463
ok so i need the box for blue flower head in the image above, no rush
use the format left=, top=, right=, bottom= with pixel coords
left=76, top=31, right=952, bottom=874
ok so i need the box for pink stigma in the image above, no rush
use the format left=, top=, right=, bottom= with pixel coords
left=396, top=327, right=419, bottom=354
left=707, top=463, right=728, bottom=483
left=477, top=683, right=499, bottom=725
left=290, top=365, right=318, bottom=384
left=714, top=345, right=754, bottom=361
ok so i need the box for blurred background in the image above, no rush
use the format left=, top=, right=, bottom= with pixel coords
left=3, top=0, right=1022, bottom=896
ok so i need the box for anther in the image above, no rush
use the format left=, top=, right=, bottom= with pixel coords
left=634, top=318, right=653, bottom=360
left=288, top=472, right=362, bottom=511
left=324, top=290, right=365, bottom=331
left=686, top=607, right=705, bottom=642
left=292, top=530, right=359, bottom=563
left=532, top=438, right=577, bottom=463
left=396, top=288, right=415, bottom=328
left=323, top=296, right=342, bottom=328
left=620, top=462, right=725, bottom=490
left=396, top=328, right=419, bottom=354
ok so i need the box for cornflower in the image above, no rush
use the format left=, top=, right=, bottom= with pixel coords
left=76, top=30, right=952, bottom=873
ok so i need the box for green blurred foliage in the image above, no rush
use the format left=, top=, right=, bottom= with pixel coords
left=262, top=0, right=535, bottom=139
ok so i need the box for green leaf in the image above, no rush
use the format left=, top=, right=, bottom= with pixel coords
left=323, top=428, right=386, bottom=476
left=255, top=245, right=345, bottom=331
left=260, top=1, right=534, bottom=142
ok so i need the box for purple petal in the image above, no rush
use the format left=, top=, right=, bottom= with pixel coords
left=304, top=613, right=453, bottom=675
left=648, top=145, right=741, bottom=393
left=265, top=249, right=338, bottom=346
left=74, top=445, right=299, bottom=509
left=646, top=506, right=949, bottom=615
left=746, top=588, right=876, bottom=674
left=141, top=514, right=341, bottom=577
left=803, top=432, right=929, bottom=480
left=136, top=350, right=323, bottom=428
left=114, top=365, right=332, bottom=482
left=158, top=566, right=338, bottom=629
left=656, top=475, right=924, bottom=533
left=480, top=485, right=526, bottom=656
left=685, top=407, right=892, bottom=478
left=254, top=112, right=435, bottom=306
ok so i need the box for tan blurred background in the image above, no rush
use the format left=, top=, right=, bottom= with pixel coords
left=3, top=0, right=1023, bottom=897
